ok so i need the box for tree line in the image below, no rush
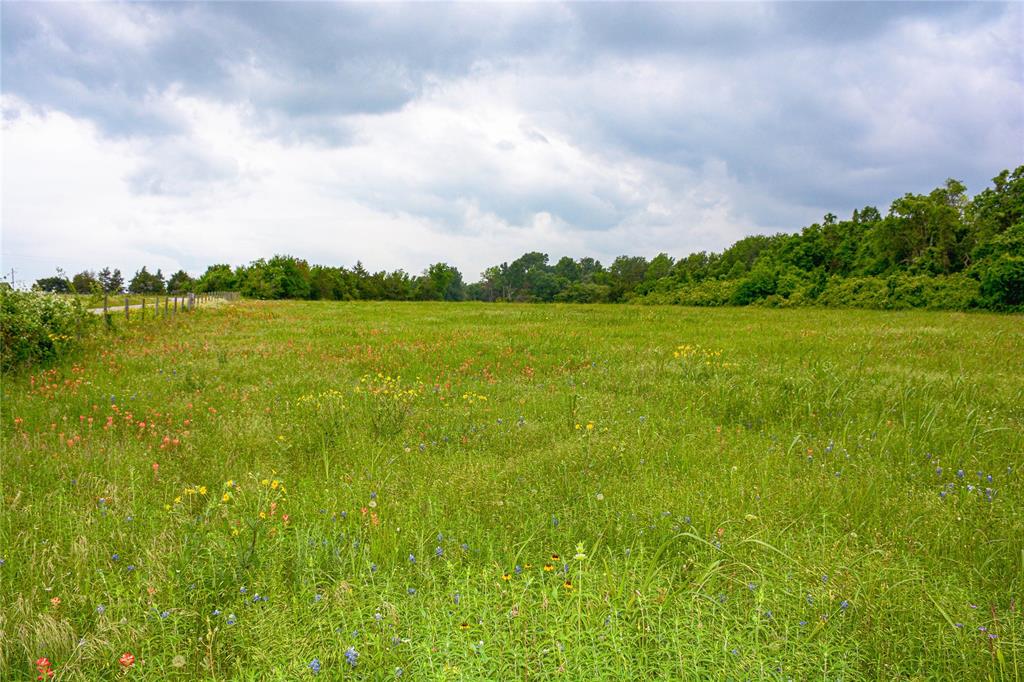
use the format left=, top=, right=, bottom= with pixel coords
left=34, top=166, right=1023, bottom=311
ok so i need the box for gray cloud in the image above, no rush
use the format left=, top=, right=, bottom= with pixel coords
left=1, top=2, right=1021, bottom=284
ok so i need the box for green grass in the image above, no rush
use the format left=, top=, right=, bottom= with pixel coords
left=2, top=301, right=1022, bottom=680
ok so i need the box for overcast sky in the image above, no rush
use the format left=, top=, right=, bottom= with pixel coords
left=2, top=2, right=1021, bottom=285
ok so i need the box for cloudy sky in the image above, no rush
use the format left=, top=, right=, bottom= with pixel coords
left=2, top=2, right=1021, bottom=285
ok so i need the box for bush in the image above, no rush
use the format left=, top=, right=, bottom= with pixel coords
left=977, top=254, right=1024, bottom=311
left=0, top=290, right=94, bottom=371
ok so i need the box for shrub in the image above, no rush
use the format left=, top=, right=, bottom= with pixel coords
left=0, top=290, right=94, bottom=371
left=978, top=254, right=1024, bottom=311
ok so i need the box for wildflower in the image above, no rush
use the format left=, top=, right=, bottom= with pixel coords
left=551, top=553, right=560, bottom=561
left=198, top=486, right=206, bottom=495
left=222, top=492, right=232, bottom=503
left=502, top=573, right=511, bottom=581
left=435, top=546, right=443, bottom=558
left=840, top=600, right=849, bottom=610
left=408, top=554, right=416, bottom=564
left=543, top=564, right=554, bottom=572
left=50, top=597, right=61, bottom=608
left=160, top=610, right=170, bottom=619
left=344, top=647, right=358, bottom=668
left=514, top=565, right=522, bottom=574
left=35, top=657, right=54, bottom=680
left=313, top=594, right=322, bottom=603
left=97, top=604, right=105, bottom=614
left=459, top=621, right=471, bottom=630
left=118, top=652, right=135, bottom=668
left=407, top=587, right=416, bottom=595
left=172, top=655, right=186, bottom=668
left=226, top=614, right=237, bottom=625
left=309, top=658, right=321, bottom=675
left=562, top=580, right=574, bottom=591
left=453, top=592, right=461, bottom=605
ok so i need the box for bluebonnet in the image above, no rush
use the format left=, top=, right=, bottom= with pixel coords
left=957, top=469, right=965, bottom=478
left=840, top=600, right=849, bottom=610
left=407, top=587, right=416, bottom=595
left=226, top=614, right=237, bottom=625
left=435, top=546, right=443, bottom=558
left=453, top=592, right=461, bottom=605
left=160, top=610, right=170, bottom=619
left=96, top=604, right=105, bottom=614
left=313, top=594, right=322, bottom=603
left=309, top=658, right=321, bottom=674
left=408, top=554, right=415, bottom=564
left=212, top=609, right=221, bottom=616
left=344, top=647, right=358, bottom=667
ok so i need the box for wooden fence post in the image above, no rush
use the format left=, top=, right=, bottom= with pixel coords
left=103, top=293, right=108, bottom=316
left=125, top=296, right=130, bottom=321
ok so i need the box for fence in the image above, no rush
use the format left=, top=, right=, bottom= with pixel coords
left=96, top=291, right=240, bottom=322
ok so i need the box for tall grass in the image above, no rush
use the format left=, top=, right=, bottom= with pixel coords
left=1, top=302, right=1022, bottom=679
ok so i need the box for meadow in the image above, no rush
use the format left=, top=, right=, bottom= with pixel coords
left=2, top=301, right=1022, bottom=680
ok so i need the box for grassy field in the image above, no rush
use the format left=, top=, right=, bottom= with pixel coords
left=2, top=301, right=1023, bottom=680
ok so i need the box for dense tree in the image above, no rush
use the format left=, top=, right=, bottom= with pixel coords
left=167, top=270, right=194, bottom=293
left=97, top=267, right=125, bottom=294
left=129, top=267, right=166, bottom=294
left=34, top=274, right=71, bottom=293
left=71, top=270, right=100, bottom=294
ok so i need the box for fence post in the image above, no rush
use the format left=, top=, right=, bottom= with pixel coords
left=103, top=293, right=108, bottom=316
left=165, top=297, right=169, bottom=316
left=125, top=296, right=129, bottom=321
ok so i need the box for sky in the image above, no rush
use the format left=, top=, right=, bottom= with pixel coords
left=2, top=2, right=1022, bottom=286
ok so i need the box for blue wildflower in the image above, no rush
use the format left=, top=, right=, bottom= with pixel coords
left=226, top=614, right=237, bottom=625
left=435, top=546, right=443, bottom=558
left=408, top=554, right=415, bottom=564
left=344, top=647, right=358, bottom=668
left=309, top=658, right=321, bottom=675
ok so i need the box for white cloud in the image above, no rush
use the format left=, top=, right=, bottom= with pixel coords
left=1, top=3, right=1020, bottom=285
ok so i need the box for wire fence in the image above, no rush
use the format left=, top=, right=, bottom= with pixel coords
left=91, top=291, right=240, bottom=321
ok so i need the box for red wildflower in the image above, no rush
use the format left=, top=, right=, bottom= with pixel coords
left=119, top=652, right=135, bottom=668
left=35, top=657, right=54, bottom=679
